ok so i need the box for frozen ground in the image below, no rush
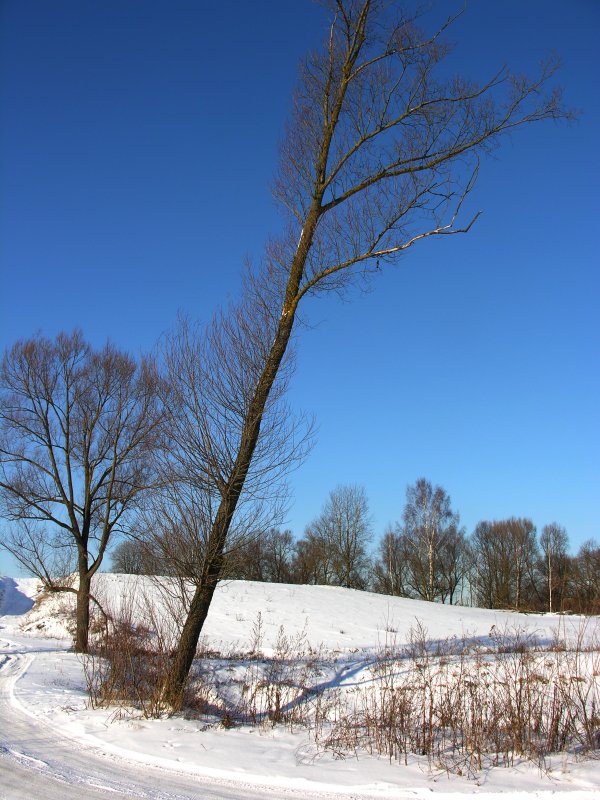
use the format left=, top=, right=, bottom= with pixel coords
left=0, top=574, right=599, bottom=799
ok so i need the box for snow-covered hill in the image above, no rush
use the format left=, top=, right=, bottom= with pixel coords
left=1, top=574, right=599, bottom=799
left=6, top=573, right=590, bottom=651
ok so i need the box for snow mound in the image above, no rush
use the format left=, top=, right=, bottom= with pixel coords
left=0, top=576, right=38, bottom=616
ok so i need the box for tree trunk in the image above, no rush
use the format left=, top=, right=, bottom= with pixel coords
left=428, top=536, right=435, bottom=602
left=162, top=573, right=219, bottom=709
left=75, top=569, right=91, bottom=653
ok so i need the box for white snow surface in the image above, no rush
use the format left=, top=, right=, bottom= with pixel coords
left=0, top=573, right=599, bottom=799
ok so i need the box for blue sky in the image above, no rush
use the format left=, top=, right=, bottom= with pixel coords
left=1, top=1, right=598, bottom=576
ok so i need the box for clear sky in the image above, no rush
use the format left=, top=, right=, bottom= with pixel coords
left=1, top=1, right=598, bottom=577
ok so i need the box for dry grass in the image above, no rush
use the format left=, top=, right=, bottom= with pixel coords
left=317, top=621, right=600, bottom=776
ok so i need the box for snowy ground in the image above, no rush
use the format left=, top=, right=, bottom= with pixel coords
left=1, top=574, right=599, bottom=799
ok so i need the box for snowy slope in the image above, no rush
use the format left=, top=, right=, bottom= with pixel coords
left=1, top=574, right=599, bottom=799
left=10, top=573, right=591, bottom=652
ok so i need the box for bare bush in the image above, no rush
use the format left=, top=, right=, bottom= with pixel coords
left=82, top=588, right=180, bottom=718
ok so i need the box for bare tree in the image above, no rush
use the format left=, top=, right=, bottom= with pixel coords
left=371, top=524, right=411, bottom=596
left=224, top=528, right=296, bottom=583
left=302, top=485, right=373, bottom=588
left=401, top=478, right=459, bottom=602
left=507, top=517, right=539, bottom=611
left=437, top=524, right=469, bottom=605
left=540, top=522, right=568, bottom=612
left=0, top=331, right=160, bottom=651
left=469, top=521, right=495, bottom=608
left=470, top=520, right=514, bottom=609
left=293, top=527, right=336, bottom=585
left=131, top=314, right=311, bottom=673
left=161, top=0, right=569, bottom=705
left=568, top=539, right=600, bottom=614
left=469, top=517, right=538, bottom=610
left=111, top=539, right=145, bottom=575
left=373, top=519, right=466, bottom=603
left=265, top=529, right=297, bottom=583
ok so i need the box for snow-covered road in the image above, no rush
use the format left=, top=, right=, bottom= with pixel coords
left=0, top=638, right=266, bottom=799
left=0, top=635, right=369, bottom=800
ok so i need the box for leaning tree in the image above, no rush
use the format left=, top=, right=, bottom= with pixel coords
left=160, top=0, right=570, bottom=706
left=0, top=330, right=161, bottom=651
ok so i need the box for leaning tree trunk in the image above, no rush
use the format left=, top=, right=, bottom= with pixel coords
left=162, top=271, right=309, bottom=707
left=161, top=512, right=230, bottom=709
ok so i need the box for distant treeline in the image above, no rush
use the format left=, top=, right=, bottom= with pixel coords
left=112, top=480, right=600, bottom=615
